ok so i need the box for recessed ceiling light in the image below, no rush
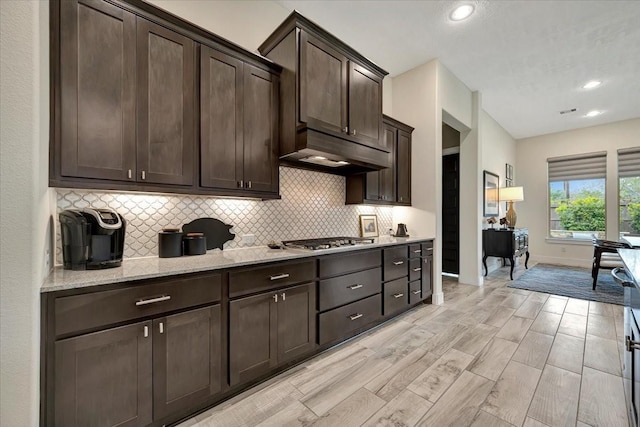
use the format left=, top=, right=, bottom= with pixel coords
left=585, top=110, right=602, bottom=117
left=583, top=80, right=602, bottom=89
left=450, top=4, right=474, bottom=21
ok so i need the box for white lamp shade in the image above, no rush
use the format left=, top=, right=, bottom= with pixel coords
left=499, top=186, right=524, bottom=202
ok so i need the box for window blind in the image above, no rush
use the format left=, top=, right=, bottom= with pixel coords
left=547, top=151, right=606, bottom=181
left=618, top=147, right=640, bottom=178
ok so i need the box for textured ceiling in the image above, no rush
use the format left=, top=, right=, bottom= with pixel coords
left=277, top=0, right=640, bottom=139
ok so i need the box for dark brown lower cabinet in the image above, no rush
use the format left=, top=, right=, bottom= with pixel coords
left=230, top=282, right=316, bottom=386
left=54, top=321, right=153, bottom=427
left=422, top=254, right=433, bottom=298
left=153, top=305, right=222, bottom=420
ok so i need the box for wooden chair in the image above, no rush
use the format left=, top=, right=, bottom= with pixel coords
left=591, top=238, right=632, bottom=289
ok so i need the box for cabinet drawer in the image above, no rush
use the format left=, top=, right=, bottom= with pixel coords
left=319, top=294, right=381, bottom=345
left=409, top=280, right=422, bottom=305
left=319, top=249, right=381, bottom=278
left=383, top=246, right=408, bottom=282
left=409, top=258, right=422, bottom=281
left=229, top=260, right=315, bottom=298
left=422, top=241, right=433, bottom=256
left=383, top=277, right=408, bottom=315
left=319, top=267, right=381, bottom=311
left=408, top=244, right=422, bottom=258
left=55, top=272, right=222, bottom=337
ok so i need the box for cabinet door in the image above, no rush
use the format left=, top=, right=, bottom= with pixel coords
left=299, top=30, right=348, bottom=135
left=396, top=129, right=412, bottom=204
left=59, top=0, right=136, bottom=181
left=348, top=62, right=383, bottom=146
left=200, top=46, right=243, bottom=190
left=379, top=123, right=397, bottom=202
left=421, top=255, right=433, bottom=299
left=277, top=283, right=317, bottom=363
left=55, top=321, right=152, bottom=427
left=137, top=18, right=195, bottom=186
left=229, top=292, right=277, bottom=386
left=243, top=64, right=279, bottom=193
left=365, top=171, right=380, bottom=201
left=153, top=305, right=222, bottom=419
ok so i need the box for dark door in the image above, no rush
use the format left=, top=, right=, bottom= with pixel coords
left=59, top=0, right=136, bottom=182
left=396, top=130, right=411, bottom=204
left=243, top=64, right=279, bottom=193
left=229, top=292, right=277, bottom=386
left=200, top=46, right=243, bottom=190
left=379, top=123, right=397, bottom=202
left=55, top=321, right=152, bottom=427
left=442, top=153, right=460, bottom=274
left=348, top=62, right=383, bottom=146
left=299, top=30, right=348, bottom=136
left=137, top=18, right=195, bottom=186
left=422, top=255, right=433, bottom=298
left=277, top=283, right=316, bottom=363
left=153, top=305, right=222, bottom=420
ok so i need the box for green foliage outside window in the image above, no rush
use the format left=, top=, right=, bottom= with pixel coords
left=629, top=203, right=640, bottom=234
left=556, top=196, right=605, bottom=232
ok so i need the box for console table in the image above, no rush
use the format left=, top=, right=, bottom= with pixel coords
left=483, top=228, right=530, bottom=280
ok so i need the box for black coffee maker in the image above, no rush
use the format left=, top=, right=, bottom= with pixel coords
left=59, top=208, right=126, bottom=270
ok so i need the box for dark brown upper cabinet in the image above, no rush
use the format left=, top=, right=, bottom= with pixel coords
left=259, top=12, right=389, bottom=175
left=51, top=0, right=281, bottom=198
left=346, top=115, right=413, bottom=206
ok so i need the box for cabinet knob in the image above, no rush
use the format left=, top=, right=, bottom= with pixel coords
left=281, top=292, right=286, bottom=301
left=343, top=127, right=349, bottom=134
left=352, top=129, right=357, bottom=136
left=238, top=180, right=244, bottom=188
left=143, top=325, right=149, bottom=338
left=159, top=322, right=164, bottom=334
left=248, top=181, right=252, bottom=189
left=273, top=294, right=278, bottom=303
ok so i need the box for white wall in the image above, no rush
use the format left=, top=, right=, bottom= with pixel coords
left=517, top=118, right=640, bottom=267
left=0, top=1, right=52, bottom=425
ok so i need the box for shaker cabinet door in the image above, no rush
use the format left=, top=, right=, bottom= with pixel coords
left=200, top=46, right=243, bottom=190
left=396, top=129, right=412, bottom=204
left=348, top=62, right=383, bottom=147
left=54, top=321, right=152, bottom=427
left=421, top=255, right=433, bottom=298
left=379, top=123, right=397, bottom=202
left=59, top=0, right=136, bottom=181
left=136, top=18, right=195, bottom=186
left=277, top=283, right=316, bottom=363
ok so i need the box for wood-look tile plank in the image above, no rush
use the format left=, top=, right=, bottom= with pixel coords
left=481, top=360, right=542, bottom=426
left=527, top=364, right=581, bottom=427
left=421, top=323, right=470, bottom=357
left=512, top=331, right=554, bottom=369
left=547, top=333, right=584, bottom=374
left=254, top=401, right=317, bottom=427
left=417, top=371, right=494, bottom=427
left=557, top=312, right=587, bottom=338
left=376, top=326, right=434, bottom=364
left=587, top=313, right=618, bottom=340
left=452, top=323, right=500, bottom=356
left=495, top=316, right=533, bottom=343
left=361, top=389, right=432, bottom=427
left=402, top=304, right=443, bottom=324
left=309, top=388, right=386, bottom=427
left=470, top=410, right=516, bottom=427
left=523, top=417, right=551, bottom=427
left=589, top=301, right=615, bottom=317
left=526, top=292, right=550, bottom=303
left=364, top=348, right=439, bottom=402
left=357, top=321, right=414, bottom=351
left=468, top=337, right=519, bottom=381
left=501, top=294, right=529, bottom=309
left=564, top=298, right=590, bottom=316
left=483, top=306, right=517, bottom=329
left=515, top=300, right=545, bottom=319
left=456, top=307, right=493, bottom=327
left=583, top=334, right=622, bottom=376
left=578, top=367, right=627, bottom=427
left=529, top=311, right=562, bottom=336
left=407, top=348, right=474, bottom=403
left=542, top=296, right=568, bottom=314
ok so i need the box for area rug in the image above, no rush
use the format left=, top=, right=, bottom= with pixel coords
left=508, top=263, right=623, bottom=305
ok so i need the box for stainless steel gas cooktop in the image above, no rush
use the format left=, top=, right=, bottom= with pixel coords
left=281, top=237, right=375, bottom=251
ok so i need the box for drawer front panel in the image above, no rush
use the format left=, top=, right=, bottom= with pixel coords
left=422, top=241, right=434, bottom=257
left=229, top=260, right=315, bottom=298
left=55, top=273, right=222, bottom=337
left=319, top=267, right=381, bottom=311
left=383, top=277, right=408, bottom=315
left=409, top=280, right=422, bottom=305
left=408, top=244, right=422, bottom=258
left=319, top=294, right=382, bottom=345
left=409, top=258, right=422, bottom=281
left=383, top=246, right=408, bottom=282
left=319, top=249, right=381, bottom=278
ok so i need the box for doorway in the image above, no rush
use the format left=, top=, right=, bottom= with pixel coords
left=442, top=123, right=460, bottom=275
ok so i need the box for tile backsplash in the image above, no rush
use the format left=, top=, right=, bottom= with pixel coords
left=55, top=167, right=393, bottom=264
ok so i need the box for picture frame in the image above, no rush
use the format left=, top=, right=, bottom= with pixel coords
left=359, top=214, right=379, bottom=237
left=483, top=171, right=500, bottom=217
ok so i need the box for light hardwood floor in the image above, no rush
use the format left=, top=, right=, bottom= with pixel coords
left=178, top=263, right=630, bottom=427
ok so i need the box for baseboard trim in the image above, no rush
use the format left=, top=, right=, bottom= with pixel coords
left=530, top=255, right=591, bottom=269
left=433, top=291, right=444, bottom=305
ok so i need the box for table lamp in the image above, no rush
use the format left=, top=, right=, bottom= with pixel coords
left=499, top=186, right=524, bottom=228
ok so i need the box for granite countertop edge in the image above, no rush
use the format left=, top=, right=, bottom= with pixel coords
left=42, top=236, right=435, bottom=293
left=619, top=248, right=640, bottom=289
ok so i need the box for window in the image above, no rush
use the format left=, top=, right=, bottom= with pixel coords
left=548, top=152, right=606, bottom=239
left=619, top=147, right=640, bottom=237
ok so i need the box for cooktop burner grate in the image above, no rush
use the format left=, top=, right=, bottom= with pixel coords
left=281, top=237, right=375, bottom=250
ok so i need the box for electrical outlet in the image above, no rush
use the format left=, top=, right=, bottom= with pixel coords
left=242, top=234, right=256, bottom=246
left=560, top=247, right=566, bottom=253
left=44, top=248, right=51, bottom=271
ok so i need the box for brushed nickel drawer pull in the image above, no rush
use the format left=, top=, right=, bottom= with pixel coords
left=349, top=284, right=363, bottom=290
left=393, top=261, right=404, bottom=265
left=239, top=180, right=244, bottom=188
left=425, top=248, right=433, bottom=252
left=141, top=170, right=146, bottom=180
left=273, top=294, right=278, bottom=303
left=281, top=292, right=286, bottom=301
left=413, top=267, right=422, bottom=272
left=413, top=249, right=422, bottom=253
left=143, top=326, right=149, bottom=337
left=270, top=273, right=290, bottom=281
left=127, top=169, right=132, bottom=179
left=136, top=295, right=171, bottom=306
left=159, top=322, right=164, bottom=334
left=412, top=290, right=422, bottom=295
left=349, top=313, right=363, bottom=321
left=393, top=293, right=404, bottom=299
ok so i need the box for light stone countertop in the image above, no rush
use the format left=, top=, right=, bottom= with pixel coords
left=41, top=235, right=434, bottom=293
left=619, top=248, right=640, bottom=288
